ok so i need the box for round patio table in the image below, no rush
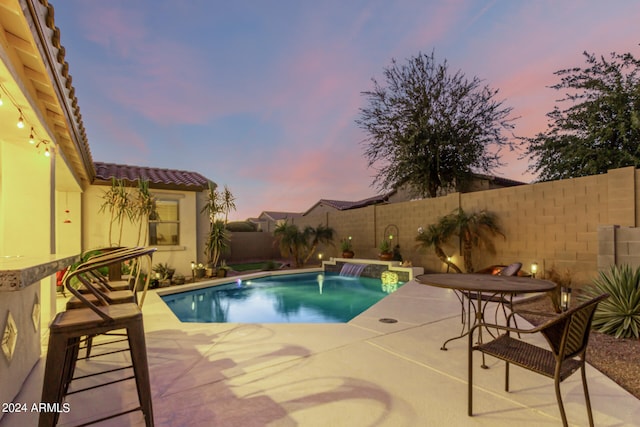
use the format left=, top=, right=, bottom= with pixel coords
left=415, top=273, right=556, bottom=365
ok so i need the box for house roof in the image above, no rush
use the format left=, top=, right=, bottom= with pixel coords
left=257, top=211, right=303, bottom=222
left=473, top=173, right=527, bottom=187
left=93, top=162, right=211, bottom=191
left=0, top=1, right=95, bottom=189
left=303, top=193, right=391, bottom=215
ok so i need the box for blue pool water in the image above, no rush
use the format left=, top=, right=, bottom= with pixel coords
left=161, top=272, right=403, bottom=323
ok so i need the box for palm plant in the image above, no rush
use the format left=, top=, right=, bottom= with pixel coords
left=273, top=221, right=335, bottom=267
left=221, top=185, right=237, bottom=224
left=132, top=179, right=156, bottom=246
left=302, top=224, right=335, bottom=265
left=205, top=220, right=229, bottom=268
left=201, top=181, right=222, bottom=224
left=273, top=221, right=308, bottom=267
left=415, top=223, right=462, bottom=273
left=581, top=265, right=640, bottom=338
left=99, top=178, right=132, bottom=246
left=416, top=208, right=502, bottom=273
left=444, top=208, right=504, bottom=273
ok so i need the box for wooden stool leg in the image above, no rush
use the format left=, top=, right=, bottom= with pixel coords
left=127, top=320, right=154, bottom=427
left=40, top=332, right=71, bottom=427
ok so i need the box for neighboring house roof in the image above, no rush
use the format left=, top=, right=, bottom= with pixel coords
left=473, top=173, right=527, bottom=187
left=303, top=193, right=392, bottom=215
left=257, top=211, right=302, bottom=222
left=93, top=162, right=211, bottom=191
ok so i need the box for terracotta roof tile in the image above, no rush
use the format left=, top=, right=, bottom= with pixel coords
left=93, top=162, right=211, bottom=190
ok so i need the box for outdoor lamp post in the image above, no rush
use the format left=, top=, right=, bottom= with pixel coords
left=561, top=287, right=572, bottom=312
left=318, top=253, right=323, bottom=266
left=191, top=261, right=195, bottom=282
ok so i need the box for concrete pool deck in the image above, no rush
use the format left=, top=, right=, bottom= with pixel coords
left=5, top=279, right=640, bottom=426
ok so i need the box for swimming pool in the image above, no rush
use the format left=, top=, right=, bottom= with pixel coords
left=160, top=272, right=403, bottom=323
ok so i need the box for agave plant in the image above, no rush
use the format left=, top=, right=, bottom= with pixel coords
left=581, top=265, right=640, bottom=339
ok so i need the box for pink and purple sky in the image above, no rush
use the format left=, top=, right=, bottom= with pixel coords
left=53, top=1, right=639, bottom=221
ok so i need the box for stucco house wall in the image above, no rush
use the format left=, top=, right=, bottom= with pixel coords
left=82, top=185, right=200, bottom=277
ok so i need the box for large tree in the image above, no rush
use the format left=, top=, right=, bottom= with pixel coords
left=525, top=50, right=640, bottom=181
left=357, top=51, right=516, bottom=198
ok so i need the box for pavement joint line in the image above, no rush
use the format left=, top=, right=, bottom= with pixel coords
left=365, top=340, right=561, bottom=423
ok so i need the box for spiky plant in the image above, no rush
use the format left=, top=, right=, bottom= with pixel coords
left=581, top=265, right=640, bottom=339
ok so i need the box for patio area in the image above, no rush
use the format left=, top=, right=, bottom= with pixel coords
left=5, top=279, right=640, bottom=427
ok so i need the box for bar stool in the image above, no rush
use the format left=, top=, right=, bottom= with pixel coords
left=65, top=247, right=154, bottom=358
left=65, top=247, right=150, bottom=310
left=39, top=247, right=156, bottom=427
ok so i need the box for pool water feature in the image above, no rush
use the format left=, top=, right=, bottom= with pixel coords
left=161, top=272, right=403, bottom=323
left=339, top=263, right=368, bottom=277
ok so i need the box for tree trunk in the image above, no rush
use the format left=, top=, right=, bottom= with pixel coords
left=434, top=246, right=462, bottom=273
left=463, top=239, right=474, bottom=272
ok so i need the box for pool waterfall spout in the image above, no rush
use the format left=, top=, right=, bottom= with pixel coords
left=339, top=263, right=368, bottom=277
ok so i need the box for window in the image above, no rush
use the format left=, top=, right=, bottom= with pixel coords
left=149, top=199, right=180, bottom=246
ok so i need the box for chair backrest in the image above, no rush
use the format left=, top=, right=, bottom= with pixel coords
left=499, top=262, right=522, bottom=277
left=65, top=247, right=156, bottom=320
left=540, top=293, right=609, bottom=359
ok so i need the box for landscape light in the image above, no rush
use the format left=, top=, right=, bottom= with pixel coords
left=561, top=287, right=572, bottom=311
left=531, top=262, right=538, bottom=278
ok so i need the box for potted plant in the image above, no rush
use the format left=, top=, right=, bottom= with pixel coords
left=217, top=260, right=231, bottom=278
left=341, top=237, right=354, bottom=258
left=195, top=263, right=206, bottom=279
left=378, top=239, right=393, bottom=261
left=152, top=262, right=175, bottom=281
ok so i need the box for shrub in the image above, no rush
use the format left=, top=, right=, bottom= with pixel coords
left=226, top=221, right=257, bottom=232
left=546, top=265, right=572, bottom=313
left=581, top=265, right=640, bottom=339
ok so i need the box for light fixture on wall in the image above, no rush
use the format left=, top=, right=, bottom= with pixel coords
left=29, top=127, right=35, bottom=144
left=17, top=111, right=24, bottom=128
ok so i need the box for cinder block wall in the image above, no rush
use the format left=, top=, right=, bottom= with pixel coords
left=289, top=167, right=638, bottom=286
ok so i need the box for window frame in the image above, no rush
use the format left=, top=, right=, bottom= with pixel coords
left=148, top=195, right=181, bottom=247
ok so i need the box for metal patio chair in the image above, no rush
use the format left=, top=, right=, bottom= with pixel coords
left=468, top=293, right=609, bottom=427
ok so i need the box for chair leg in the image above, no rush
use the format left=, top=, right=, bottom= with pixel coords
left=468, top=339, right=474, bottom=416
left=62, top=337, right=81, bottom=396
left=581, top=363, right=595, bottom=427
left=554, top=376, right=569, bottom=427
left=40, top=333, right=71, bottom=427
left=505, top=361, right=510, bottom=392
left=127, top=321, right=154, bottom=427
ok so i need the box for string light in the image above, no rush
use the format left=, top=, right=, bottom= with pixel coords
left=0, top=83, right=54, bottom=156
left=35, top=140, right=53, bottom=157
